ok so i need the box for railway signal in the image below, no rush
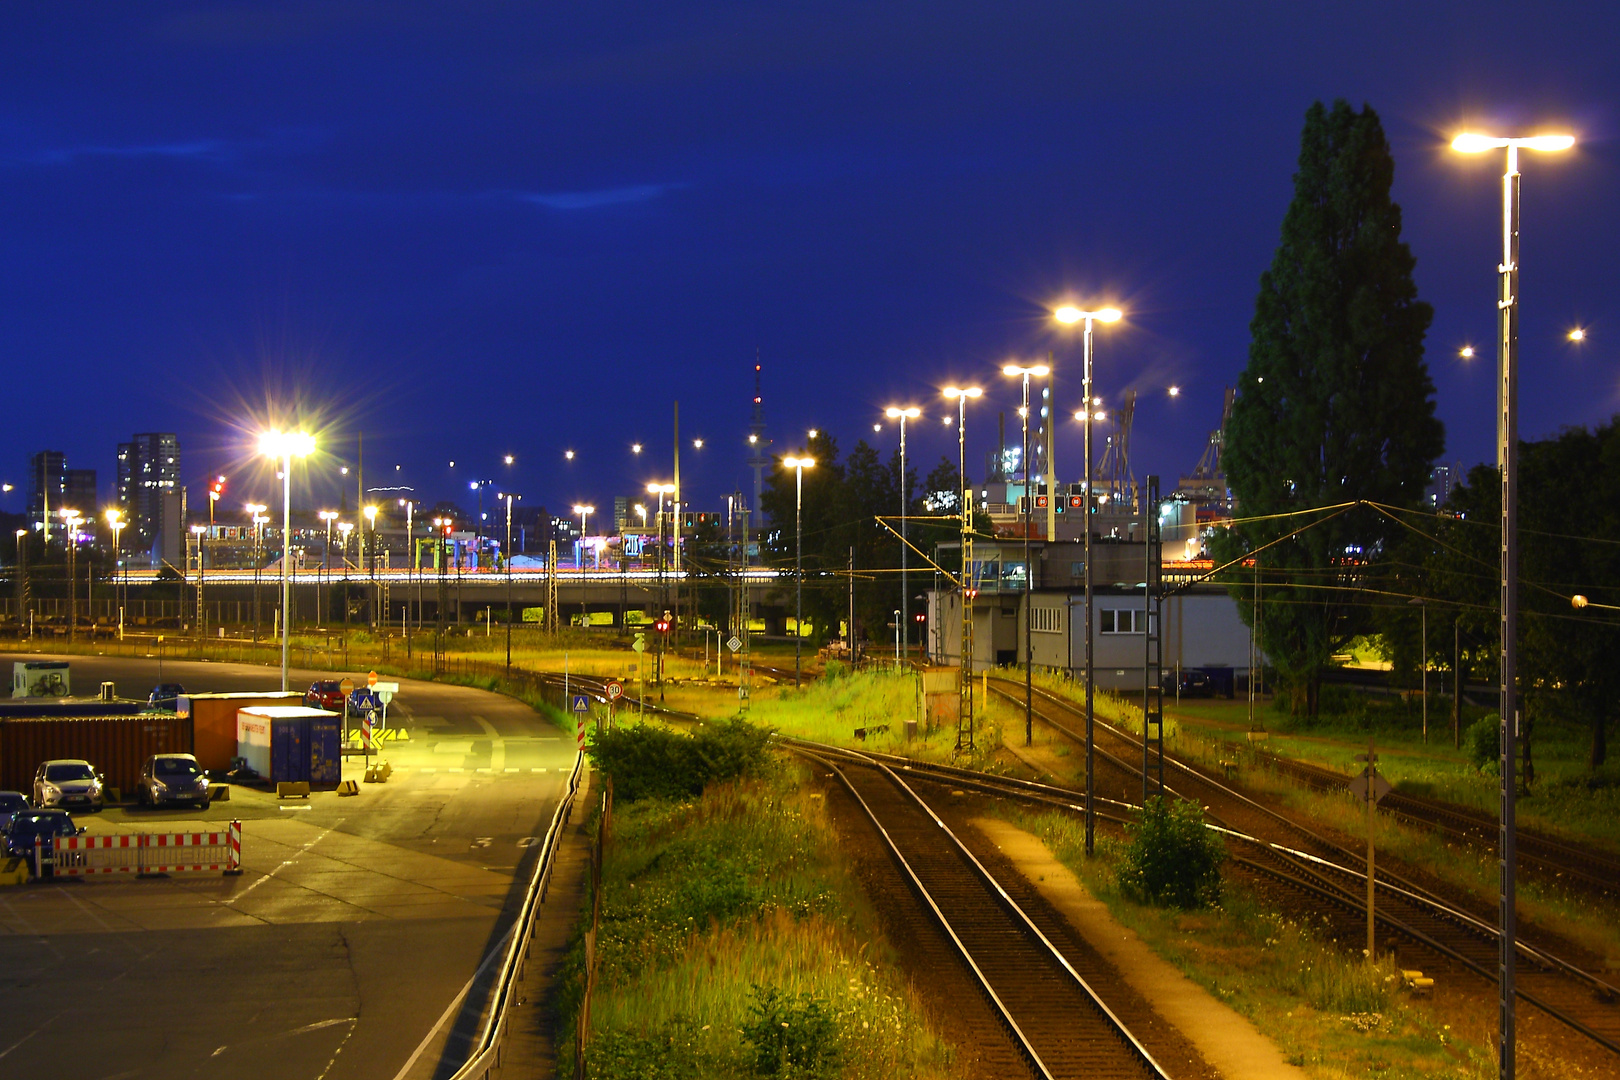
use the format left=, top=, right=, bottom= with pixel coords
left=1353, top=738, right=1392, bottom=961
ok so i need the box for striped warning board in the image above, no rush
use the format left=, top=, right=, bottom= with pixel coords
left=52, top=823, right=243, bottom=876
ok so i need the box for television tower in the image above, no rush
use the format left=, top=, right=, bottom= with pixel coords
left=745, top=357, right=771, bottom=513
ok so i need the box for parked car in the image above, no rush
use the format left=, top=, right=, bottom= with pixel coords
left=136, top=754, right=211, bottom=811
left=3, top=808, right=83, bottom=865
left=147, top=683, right=187, bottom=710
left=0, top=791, right=29, bottom=830
left=33, top=760, right=105, bottom=811
left=1160, top=669, right=1216, bottom=698
left=304, top=680, right=346, bottom=711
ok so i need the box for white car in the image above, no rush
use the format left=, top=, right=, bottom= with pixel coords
left=34, top=760, right=104, bottom=812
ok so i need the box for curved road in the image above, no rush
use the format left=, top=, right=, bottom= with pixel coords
left=0, top=652, right=578, bottom=1080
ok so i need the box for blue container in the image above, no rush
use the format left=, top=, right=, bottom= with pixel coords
left=308, top=715, right=341, bottom=790
left=237, top=707, right=341, bottom=786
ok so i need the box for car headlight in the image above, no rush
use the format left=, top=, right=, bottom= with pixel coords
left=42, top=783, right=59, bottom=796
left=151, top=779, right=166, bottom=791
left=88, top=780, right=102, bottom=793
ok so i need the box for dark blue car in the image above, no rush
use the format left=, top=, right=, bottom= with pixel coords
left=4, top=809, right=82, bottom=867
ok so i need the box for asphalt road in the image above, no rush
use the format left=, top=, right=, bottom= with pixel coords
left=0, top=652, right=578, bottom=1080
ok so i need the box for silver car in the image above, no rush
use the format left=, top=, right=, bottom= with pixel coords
left=34, top=760, right=105, bottom=812
left=137, top=754, right=210, bottom=811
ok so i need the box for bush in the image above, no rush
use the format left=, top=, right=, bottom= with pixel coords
left=1118, top=796, right=1225, bottom=908
left=740, top=984, right=840, bottom=1077
left=1466, top=714, right=1501, bottom=773
left=589, top=719, right=771, bottom=801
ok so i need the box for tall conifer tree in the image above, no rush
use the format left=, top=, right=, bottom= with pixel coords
left=1222, top=100, right=1444, bottom=715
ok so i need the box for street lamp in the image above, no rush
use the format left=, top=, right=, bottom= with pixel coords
left=884, top=406, right=922, bottom=659
left=319, top=511, right=337, bottom=627
left=432, top=516, right=452, bottom=655
left=1451, top=127, right=1573, bottom=1080
left=782, top=456, right=815, bottom=686
left=1001, top=362, right=1051, bottom=752
left=400, top=499, right=416, bottom=653
left=1053, top=303, right=1122, bottom=856
left=337, top=520, right=353, bottom=630
left=502, top=491, right=519, bottom=671
left=105, top=509, right=125, bottom=628
left=573, top=504, right=594, bottom=627
left=648, top=483, right=675, bottom=626
left=259, top=430, right=315, bottom=691
left=245, top=502, right=268, bottom=643
left=61, top=509, right=82, bottom=643
left=943, top=386, right=983, bottom=747
left=363, top=504, right=378, bottom=629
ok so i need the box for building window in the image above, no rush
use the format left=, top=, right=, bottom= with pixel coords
left=1030, top=607, right=1062, bottom=634
left=1100, top=608, right=1144, bottom=634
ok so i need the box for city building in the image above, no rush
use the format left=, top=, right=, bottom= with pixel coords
left=116, top=433, right=181, bottom=549
left=26, top=450, right=65, bottom=535
left=1425, top=462, right=1463, bottom=510
left=64, top=469, right=97, bottom=516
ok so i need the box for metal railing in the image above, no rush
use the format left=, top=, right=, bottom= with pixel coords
left=448, top=749, right=586, bottom=1080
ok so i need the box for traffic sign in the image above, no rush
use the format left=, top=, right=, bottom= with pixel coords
left=1349, top=770, right=1393, bottom=805
left=377, top=689, right=395, bottom=705
left=367, top=670, right=379, bottom=688
left=632, top=633, right=646, bottom=654
left=727, top=635, right=742, bottom=653
left=571, top=694, right=590, bottom=713
left=374, top=681, right=399, bottom=694
left=604, top=680, right=623, bottom=701
left=339, top=678, right=355, bottom=696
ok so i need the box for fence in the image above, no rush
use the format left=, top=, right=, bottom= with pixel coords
left=42, top=821, right=242, bottom=877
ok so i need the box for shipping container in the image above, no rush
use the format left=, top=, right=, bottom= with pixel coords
left=0, top=713, right=193, bottom=795
left=12, top=661, right=71, bottom=699
left=0, top=700, right=145, bottom=719
left=177, top=692, right=304, bottom=772
left=236, top=707, right=341, bottom=789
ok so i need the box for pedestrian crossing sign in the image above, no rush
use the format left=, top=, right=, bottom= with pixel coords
left=572, top=694, right=590, bottom=713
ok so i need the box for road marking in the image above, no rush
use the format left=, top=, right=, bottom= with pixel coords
left=0, top=1008, right=63, bottom=1062
left=516, top=836, right=539, bottom=848
left=447, top=767, right=463, bottom=773
left=474, top=715, right=506, bottom=772
left=475, top=767, right=491, bottom=773
left=388, top=922, right=516, bottom=1080
left=279, top=805, right=313, bottom=812
left=420, top=767, right=437, bottom=774
left=226, top=824, right=337, bottom=904
left=504, top=768, right=520, bottom=773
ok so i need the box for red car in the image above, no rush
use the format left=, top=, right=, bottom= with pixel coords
left=304, top=680, right=346, bottom=711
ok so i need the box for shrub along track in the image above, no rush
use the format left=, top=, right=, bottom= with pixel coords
left=786, top=740, right=1193, bottom=1080
left=984, top=676, right=1620, bottom=1064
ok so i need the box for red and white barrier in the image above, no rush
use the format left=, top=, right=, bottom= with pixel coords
left=48, top=821, right=244, bottom=877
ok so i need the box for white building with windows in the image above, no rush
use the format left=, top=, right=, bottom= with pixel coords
left=925, top=538, right=1260, bottom=693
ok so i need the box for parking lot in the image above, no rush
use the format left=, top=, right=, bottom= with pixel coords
left=0, top=653, right=579, bottom=1080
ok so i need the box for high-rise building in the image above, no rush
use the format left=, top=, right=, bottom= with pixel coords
left=1425, top=462, right=1463, bottom=511
left=27, top=450, right=65, bottom=535
left=64, top=469, right=97, bottom=516
left=117, top=433, right=181, bottom=548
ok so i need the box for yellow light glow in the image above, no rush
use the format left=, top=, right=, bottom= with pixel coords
left=1459, top=345, right=1475, bottom=359
left=1451, top=133, right=1507, bottom=153
left=1452, top=132, right=1573, bottom=153
left=573, top=504, right=595, bottom=515
left=1523, top=135, right=1576, bottom=152
left=884, top=406, right=921, bottom=419
left=647, top=482, right=674, bottom=494
left=1054, top=306, right=1081, bottom=324
left=1003, top=364, right=1050, bottom=377
left=1569, top=328, right=1586, bottom=342
left=363, top=506, right=377, bottom=521
left=1572, top=594, right=1588, bottom=609
left=1168, top=386, right=1181, bottom=397
left=564, top=450, right=575, bottom=461
left=782, top=456, right=815, bottom=470
left=504, top=454, right=514, bottom=465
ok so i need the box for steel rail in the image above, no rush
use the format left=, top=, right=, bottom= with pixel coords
left=793, top=739, right=1171, bottom=1080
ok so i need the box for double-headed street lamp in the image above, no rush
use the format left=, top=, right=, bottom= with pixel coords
left=1054, top=304, right=1122, bottom=857
left=60, top=510, right=82, bottom=643
left=1001, top=362, right=1050, bottom=751
left=363, top=504, right=378, bottom=628
left=104, top=509, right=125, bottom=623
left=259, top=430, right=315, bottom=692
left=1450, top=128, right=1573, bottom=1080
left=245, top=502, right=268, bottom=642
left=648, top=482, right=675, bottom=625
left=501, top=492, right=519, bottom=671
left=432, top=516, right=453, bottom=648
left=884, top=406, right=921, bottom=658
left=782, top=456, right=815, bottom=687
left=943, top=386, right=983, bottom=747
left=318, top=511, right=338, bottom=627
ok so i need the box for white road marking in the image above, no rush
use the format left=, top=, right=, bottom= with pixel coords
left=0, top=1008, right=63, bottom=1061
left=504, top=768, right=519, bottom=773
left=225, top=824, right=337, bottom=904
left=388, top=922, right=515, bottom=1080
left=448, top=768, right=463, bottom=774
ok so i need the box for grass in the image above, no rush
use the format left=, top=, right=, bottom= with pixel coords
left=558, top=761, right=957, bottom=1079
left=1000, top=806, right=1501, bottom=1080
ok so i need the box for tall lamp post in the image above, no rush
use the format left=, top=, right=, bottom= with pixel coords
left=1054, top=304, right=1122, bottom=857
left=502, top=492, right=519, bottom=672
left=260, top=431, right=315, bottom=692
left=884, top=406, right=921, bottom=658
left=245, top=502, right=267, bottom=642
left=782, top=456, right=815, bottom=687
left=943, top=386, right=982, bottom=746
left=363, top=504, right=378, bottom=628
left=1001, top=364, right=1049, bottom=747
left=432, top=516, right=452, bottom=659
left=647, top=483, right=674, bottom=637
left=105, top=510, right=125, bottom=630
left=1450, top=129, right=1573, bottom=1080
left=190, top=523, right=207, bottom=639
left=338, top=521, right=354, bottom=629
left=573, top=504, right=594, bottom=628
left=318, top=511, right=338, bottom=627
left=61, top=510, right=82, bottom=643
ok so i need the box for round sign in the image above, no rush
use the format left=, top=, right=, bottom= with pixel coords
left=367, top=670, right=379, bottom=688
left=339, top=678, right=355, bottom=696
left=605, top=680, right=623, bottom=701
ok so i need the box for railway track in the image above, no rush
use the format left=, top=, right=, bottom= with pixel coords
left=984, top=676, right=1620, bottom=1060
left=788, top=740, right=1172, bottom=1080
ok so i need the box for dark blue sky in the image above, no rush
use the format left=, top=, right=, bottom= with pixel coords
left=3, top=2, right=1616, bottom=523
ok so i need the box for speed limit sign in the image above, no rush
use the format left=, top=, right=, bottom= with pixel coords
left=604, top=679, right=623, bottom=701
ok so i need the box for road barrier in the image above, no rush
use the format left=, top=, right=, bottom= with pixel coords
left=447, top=751, right=585, bottom=1080
left=44, top=822, right=243, bottom=877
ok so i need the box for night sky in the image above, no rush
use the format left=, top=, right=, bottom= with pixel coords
left=3, top=3, right=1616, bottom=524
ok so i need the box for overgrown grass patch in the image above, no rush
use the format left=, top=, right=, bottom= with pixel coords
left=558, top=763, right=956, bottom=1079
left=998, top=806, right=1498, bottom=1079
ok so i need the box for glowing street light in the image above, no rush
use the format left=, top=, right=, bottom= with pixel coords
left=1460, top=345, right=1476, bottom=359
left=1568, top=327, right=1586, bottom=342
left=1450, top=126, right=1574, bottom=1080
left=884, top=406, right=923, bottom=658
left=782, top=456, right=815, bottom=686
left=573, top=504, right=594, bottom=626
left=259, top=431, right=315, bottom=689
left=1052, top=303, right=1124, bottom=855
left=1001, top=361, right=1051, bottom=752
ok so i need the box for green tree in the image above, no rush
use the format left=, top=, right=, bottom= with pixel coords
left=1221, top=99, right=1444, bottom=715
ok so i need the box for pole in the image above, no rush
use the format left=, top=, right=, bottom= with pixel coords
left=280, top=454, right=292, bottom=693
left=794, top=464, right=804, bottom=688
left=506, top=495, right=513, bottom=675
left=899, top=413, right=909, bottom=657
left=1421, top=601, right=1428, bottom=743
left=1083, top=317, right=1096, bottom=855
left=1497, top=143, right=1521, bottom=1080
left=1366, top=735, right=1376, bottom=960
left=1454, top=617, right=1463, bottom=749
left=1021, top=373, right=1033, bottom=747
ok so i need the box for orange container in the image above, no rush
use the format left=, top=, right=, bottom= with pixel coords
left=0, top=714, right=193, bottom=794
left=177, top=692, right=305, bottom=771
